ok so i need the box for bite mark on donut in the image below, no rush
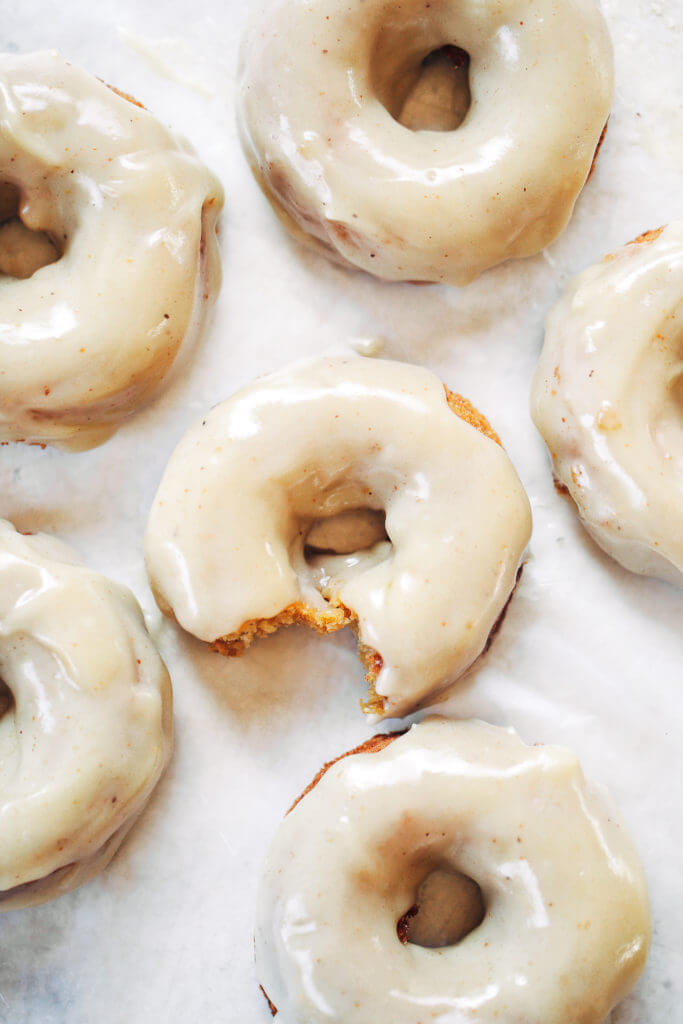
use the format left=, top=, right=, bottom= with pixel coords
left=211, top=601, right=389, bottom=715
left=358, top=650, right=386, bottom=715
left=211, top=389, right=505, bottom=714
left=211, top=600, right=352, bottom=656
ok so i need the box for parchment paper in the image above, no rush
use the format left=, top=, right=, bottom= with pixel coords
left=0, top=0, right=681, bottom=1020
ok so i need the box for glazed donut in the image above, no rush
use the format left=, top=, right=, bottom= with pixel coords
left=0, top=51, right=223, bottom=451
left=531, top=223, right=683, bottom=587
left=145, top=356, right=531, bottom=718
left=256, top=717, right=651, bottom=1023
left=0, top=520, right=172, bottom=909
left=237, top=0, right=613, bottom=285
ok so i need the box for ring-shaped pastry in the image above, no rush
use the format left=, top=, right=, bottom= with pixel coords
left=0, top=51, right=223, bottom=450
left=0, top=520, right=172, bottom=909
left=145, top=356, right=531, bottom=718
left=256, top=717, right=651, bottom=1023
left=531, top=223, right=683, bottom=586
left=237, top=0, right=613, bottom=284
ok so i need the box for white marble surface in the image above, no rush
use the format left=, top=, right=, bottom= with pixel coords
left=0, top=0, right=681, bottom=1021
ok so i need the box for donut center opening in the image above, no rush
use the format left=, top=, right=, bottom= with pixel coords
left=0, top=678, right=14, bottom=721
left=304, top=508, right=388, bottom=557
left=0, top=182, right=62, bottom=280
left=372, top=41, right=472, bottom=132
left=302, top=508, right=390, bottom=589
left=670, top=366, right=683, bottom=421
left=397, top=867, right=485, bottom=948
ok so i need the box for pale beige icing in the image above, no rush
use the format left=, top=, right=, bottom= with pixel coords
left=256, top=717, right=651, bottom=1024
left=237, top=0, right=613, bottom=285
left=531, top=223, right=683, bottom=587
left=0, top=50, right=223, bottom=451
left=145, top=356, right=531, bottom=718
left=0, top=519, right=172, bottom=910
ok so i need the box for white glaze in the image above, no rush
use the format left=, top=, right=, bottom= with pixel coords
left=0, top=519, right=172, bottom=910
left=531, top=224, right=683, bottom=587
left=0, top=50, right=223, bottom=450
left=256, top=717, right=651, bottom=1024
left=145, top=356, right=531, bottom=718
left=237, top=0, right=613, bottom=285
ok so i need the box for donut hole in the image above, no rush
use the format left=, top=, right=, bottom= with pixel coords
left=670, top=366, right=683, bottom=420
left=371, top=35, right=472, bottom=132
left=0, top=181, right=62, bottom=280
left=304, top=508, right=389, bottom=557
left=301, top=507, right=391, bottom=598
left=0, top=677, right=14, bottom=720
left=397, top=867, right=485, bottom=948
